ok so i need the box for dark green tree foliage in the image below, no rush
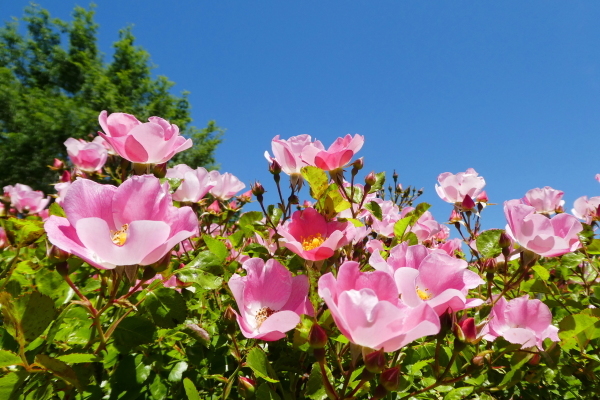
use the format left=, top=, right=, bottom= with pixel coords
left=0, top=5, right=222, bottom=190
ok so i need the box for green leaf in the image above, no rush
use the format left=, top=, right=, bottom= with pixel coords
left=177, top=268, right=223, bottom=290
left=444, top=387, right=474, bottom=400
left=134, top=354, right=152, bottom=383
left=113, top=316, right=157, bottom=352
left=185, top=250, right=224, bottom=275
left=559, top=309, right=600, bottom=351
left=5, top=218, right=45, bottom=246
left=394, top=217, right=411, bottom=239
left=239, top=211, right=266, bottom=228
left=48, top=202, right=66, bottom=218
left=304, top=362, right=332, bottom=400
left=149, top=373, right=168, bottom=400
left=267, top=205, right=284, bottom=226
left=586, top=239, right=600, bottom=254
left=301, top=166, right=329, bottom=200
left=0, top=350, right=22, bottom=368
left=532, top=265, right=550, bottom=281
left=168, top=361, right=188, bottom=382
left=144, top=288, right=187, bottom=329
left=183, top=378, right=201, bottom=400
left=408, top=202, right=431, bottom=223
left=56, top=353, right=101, bottom=364
left=344, top=218, right=364, bottom=227
left=560, top=252, right=585, bottom=268
left=0, top=291, right=57, bottom=344
left=202, top=235, right=228, bottom=261
left=246, top=347, right=279, bottom=383
left=256, top=383, right=282, bottom=400
left=36, top=354, right=82, bottom=391
left=368, top=172, right=386, bottom=194
left=476, top=229, right=504, bottom=258
left=364, top=201, right=383, bottom=221
left=0, top=371, right=27, bottom=400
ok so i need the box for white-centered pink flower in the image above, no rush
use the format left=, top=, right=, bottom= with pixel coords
left=480, top=295, right=559, bottom=349
left=98, top=110, right=192, bottom=164
left=572, top=196, right=600, bottom=224
left=279, top=208, right=351, bottom=261
left=318, top=261, right=440, bottom=352
left=436, top=168, right=486, bottom=204
left=504, top=199, right=582, bottom=258
left=166, top=164, right=215, bottom=202
left=64, top=138, right=108, bottom=172
left=264, top=134, right=314, bottom=176
left=301, top=134, right=364, bottom=171
left=3, top=184, right=50, bottom=214
left=208, top=171, right=245, bottom=200
left=228, top=258, right=313, bottom=341
left=44, top=175, right=198, bottom=269
left=521, top=186, right=564, bottom=215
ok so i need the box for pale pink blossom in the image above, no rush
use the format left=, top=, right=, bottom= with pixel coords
left=54, top=181, right=72, bottom=205
left=228, top=258, right=313, bottom=341
left=434, top=238, right=463, bottom=257
left=264, top=134, right=314, bottom=176
left=504, top=199, right=582, bottom=258
left=166, top=164, right=215, bottom=202
left=436, top=168, right=486, bottom=204
left=301, top=134, right=364, bottom=171
left=92, top=135, right=117, bottom=155
left=400, top=208, right=446, bottom=243
left=64, top=138, right=108, bottom=172
left=370, top=200, right=401, bottom=238
left=596, top=174, right=600, bottom=183
left=318, top=261, right=440, bottom=351
left=279, top=208, right=352, bottom=261
left=572, top=196, right=600, bottom=224
left=521, top=186, right=565, bottom=215
left=44, top=175, right=198, bottom=270
left=366, top=239, right=384, bottom=254
left=3, top=184, right=50, bottom=214
left=98, top=110, right=192, bottom=164
left=370, top=242, right=435, bottom=276
left=208, top=171, right=246, bottom=200
left=393, top=252, right=484, bottom=315
left=481, top=295, right=559, bottom=349
left=0, top=227, right=8, bottom=248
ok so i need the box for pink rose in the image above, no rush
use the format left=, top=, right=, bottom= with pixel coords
left=64, top=138, right=108, bottom=172
left=208, top=171, right=246, bottom=200
left=98, top=110, right=192, bottom=164
left=301, top=134, right=364, bottom=171
left=228, top=258, right=313, bottom=341
left=44, top=175, right=198, bottom=269
left=166, top=164, right=215, bottom=202
left=318, top=261, right=440, bottom=351
left=504, top=199, right=582, bottom=258
left=572, top=196, right=600, bottom=224
left=481, top=295, right=559, bottom=349
left=279, top=208, right=351, bottom=261
left=3, top=184, right=50, bottom=214
left=436, top=168, right=486, bottom=204
left=521, top=186, right=564, bottom=214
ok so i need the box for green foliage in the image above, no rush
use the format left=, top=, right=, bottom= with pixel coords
left=0, top=5, right=222, bottom=190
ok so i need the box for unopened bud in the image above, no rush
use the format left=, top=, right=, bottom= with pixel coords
left=251, top=181, right=265, bottom=197
left=449, top=209, right=462, bottom=223
left=60, top=170, right=72, bottom=183
left=461, top=194, right=476, bottom=210
left=454, top=317, right=477, bottom=344
left=365, top=171, right=377, bottom=186
left=372, top=384, right=388, bottom=399
left=142, top=266, right=158, bottom=281
left=153, top=163, right=167, bottom=179
left=528, top=353, right=541, bottom=365
left=237, top=376, right=256, bottom=399
left=55, top=262, right=69, bottom=277
left=239, top=190, right=252, bottom=202
left=308, top=324, right=328, bottom=349
left=498, top=232, right=511, bottom=249
left=351, top=157, right=364, bottom=176
left=51, top=158, right=64, bottom=170
left=48, top=245, right=69, bottom=262
left=269, top=160, right=282, bottom=175
left=476, top=191, right=488, bottom=203
left=224, top=306, right=237, bottom=335
left=288, top=194, right=299, bottom=205
left=363, top=348, right=386, bottom=374
left=379, top=367, right=400, bottom=392
left=472, top=350, right=493, bottom=367
left=392, top=170, right=399, bottom=182
left=207, top=200, right=221, bottom=213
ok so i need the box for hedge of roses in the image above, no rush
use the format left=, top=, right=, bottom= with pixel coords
left=0, top=111, right=599, bottom=399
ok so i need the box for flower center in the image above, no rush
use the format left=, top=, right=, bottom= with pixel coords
left=301, top=234, right=325, bottom=251
left=110, top=224, right=129, bottom=246
left=255, top=307, right=276, bottom=327
left=416, top=287, right=431, bottom=300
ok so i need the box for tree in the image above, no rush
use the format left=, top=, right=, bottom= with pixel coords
left=0, top=5, right=222, bottom=190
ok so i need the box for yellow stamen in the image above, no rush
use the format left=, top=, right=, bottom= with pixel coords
left=255, top=307, right=276, bottom=327
left=110, top=224, right=129, bottom=246
left=416, top=287, right=431, bottom=300
left=301, top=234, right=325, bottom=251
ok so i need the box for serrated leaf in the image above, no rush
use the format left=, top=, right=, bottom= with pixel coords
left=202, top=235, right=228, bottom=261
left=0, top=291, right=57, bottom=344
left=113, top=316, right=157, bottom=352
left=168, top=361, right=188, bottom=382
left=0, top=371, right=27, bottom=400
left=239, top=211, right=265, bottom=228
left=246, top=347, right=279, bottom=383
left=364, top=201, right=383, bottom=221
left=49, top=202, right=66, bottom=217
left=476, top=229, right=503, bottom=258
left=36, top=354, right=81, bottom=390
left=183, top=378, right=201, bottom=400
left=184, top=250, right=223, bottom=275
left=144, top=288, right=187, bottom=329
left=532, top=265, right=550, bottom=281
left=56, top=353, right=101, bottom=364
left=0, top=350, right=22, bottom=368
left=444, top=387, right=474, bottom=399
left=394, top=217, right=411, bottom=239
left=560, top=252, right=585, bottom=268
left=305, top=362, right=333, bottom=400
left=559, top=309, right=600, bottom=351
left=586, top=239, right=600, bottom=255
left=267, top=205, right=283, bottom=226
left=301, top=166, right=329, bottom=200
left=344, top=218, right=364, bottom=227
left=368, top=172, right=386, bottom=193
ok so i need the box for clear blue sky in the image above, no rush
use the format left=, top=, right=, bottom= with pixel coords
left=2, top=1, right=600, bottom=230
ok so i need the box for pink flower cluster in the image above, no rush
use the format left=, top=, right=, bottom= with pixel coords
left=4, top=184, right=50, bottom=214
